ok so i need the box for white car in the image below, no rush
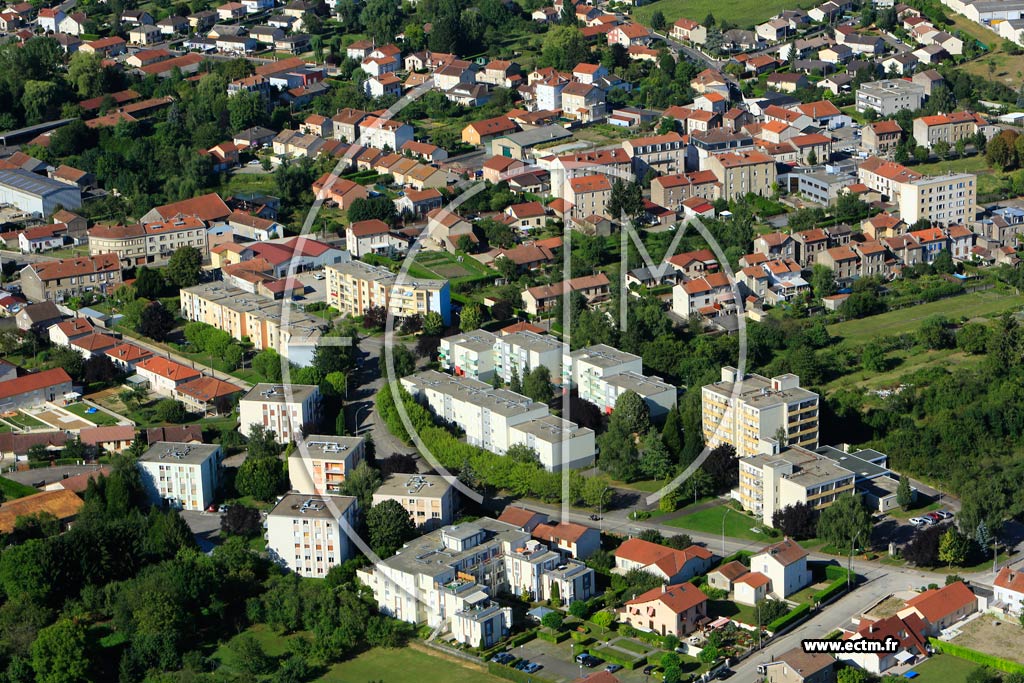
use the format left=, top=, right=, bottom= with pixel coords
left=909, top=517, right=929, bottom=526
left=313, top=272, right=325, bottom=280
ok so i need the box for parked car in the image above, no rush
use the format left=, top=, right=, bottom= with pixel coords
left=514, top=660, right=530, bottom=671
left=716, top=668, right=736, bottom=679
left=491, top=653, right=514, bottom=664
left=925, top=512, right=942, bottom=524
left=606, top=664, right=623, bottom=673
left=523, top=663, right=543, bottom=674
left=576, top=654, right=600, bottom=667
left=909, top=517, right=929, bottom=526
left=936, top=510, right=953, bottom=519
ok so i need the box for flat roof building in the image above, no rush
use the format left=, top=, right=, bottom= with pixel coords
left=266, top=493, right=359, bottom=577
left=137, top=441, right=222, bottom=511
left=288, top=434, right=365, bottom=494
left=239, top=383, right=321, bottom=444
left=372, top=473, right=457, bottom=530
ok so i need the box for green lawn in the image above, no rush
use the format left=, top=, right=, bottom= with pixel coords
left=708, top=600, right=759, bottom=626
left=910, top=154, right=989, bottom=176
left=827, top=290, right=1024, bottom=346
left=632, top=0, right=802, bottom=29
left=64, top=402, right=120, bottom=426
left=315, top=647, right=506, bottom=683
left=822, top=347, right=986, bottom=393
left=0, top=476, right=39, bottom=500
left=664, top=502, right=771, bottom=542
left=908, top=653, right=983, bottom=683
left=4, top=412, right=47, bottom=430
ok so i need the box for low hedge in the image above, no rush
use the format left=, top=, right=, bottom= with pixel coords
left=718, top=550, right=753, bottom=567
left=507, top=629, right=539, bottom=648
left=487, top=661, right=557, bottom=683
left=928, top=639, right=1024, bottom=674
left=632, top=629, right=664, bottom=648
left=588, top=647, right=646, bottom=670
left=813, top=577, right=850, bottom=604
left=825, top=565, right=854, bottom=581
left=767, top=602, right=811, bottom=633
left=537, top=629, right=570, bottom=644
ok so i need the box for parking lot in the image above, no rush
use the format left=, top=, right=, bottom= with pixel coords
left=506, top=637, right=665, bottom=683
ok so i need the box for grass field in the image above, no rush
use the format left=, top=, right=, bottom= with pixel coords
left=822, top=347, right=987, bottom=392
left=665, top=502, right=771, bottom=541
left=315, top=647, right=506, bottom=683
left=4, top=412, right=47, bottom=430
left=412, top=251, right=496, bottom=284
left=0, top=476, right=38, bottom=500
left=708, top=599, right=759, bottom=625
left=951, top=614, right=1024, bottom=662
left=632, top=0, right=804, bottom=28
left=910, top=155, right=989, bottom=176
left=827, top=289, right=1024, bottom=346
left=908, top=653, right=983, bottom=682
left=64, top=402, right=120, bottom=426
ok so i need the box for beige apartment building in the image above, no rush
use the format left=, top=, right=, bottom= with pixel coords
left=372, top=473, right=457, bottom=530
left=180, top=282, right=327, bottom=367
left=701, top=367, right=819, bottom=458
left=88, top=215, right=208, bottom=267
left=738, top=445, right=856, bottom=525
left=288, top=435, right=365, bottom=494
left=20, top=253, right=123, bottom=303
left=897, top=173, right=977, bottom=227
left=705, top=151, right=777, bottom=201
left=325, top=260, right=451, bottom=325
left=912, top=111, right=986, bottom=149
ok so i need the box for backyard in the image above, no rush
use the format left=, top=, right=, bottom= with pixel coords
left=908, top=652, right=987, bottom=683
left=314, top=646, right=505, bottom=683
left=950, top=614, right=1024, bottom=665
left=1, top=411, right=47, bottom=431
left=64, top=402, right=121, bottom=426
left=0, top=476, right=38, bottom=500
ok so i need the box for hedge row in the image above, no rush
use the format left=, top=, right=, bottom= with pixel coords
left=928, top=639, right=1024, bottom=674
left=487, top=661, right=557, bottom=683
left=813, top=577, right=850, bottom=604
left=767, top=602, right=811, bottom=633
left=537, top=629, right=570, bottom=644
left=824, top=565, right=855, bottom=582
left=588, top=647, right=646, bottom=670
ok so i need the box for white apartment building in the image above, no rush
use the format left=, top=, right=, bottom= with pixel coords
left=356, top=518, right=594, bottom=646
left=702, top=367, right=820, bottom=458
left=372, top=473, right=457, bottom=530
left=266, top=493, right=359, bottom=577
left=239, top=384, right=322, bottom=444
left=563, top=344, right=676, bottom=419
left=438, top=329, right=499, bottom=381
left=137, top=442, right=222, bottom=511
left=400, top=370, right=596, bottom=471
left=288, top=434, right=365, bottom=494
left=493, top=330, right=565, bottom=386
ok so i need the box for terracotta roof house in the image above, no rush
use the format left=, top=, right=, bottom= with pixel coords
left=0, top=489, right=84, bottom=533
left=531, top=521, right=600, bottom=559
left=497, top=505, right=549, bottom=532
left=897, top=581, right=977, bottom=634
left=79, top=425, right=136, bottom=453
left=620, top=583, right=708, bottom=637
left=140, top=192, right=230, bottom=223
left=840, top=613, right=929, bottom=674
left=174, top=375, right=243, bottom=415
left=614, top=538, right=714, bottom=583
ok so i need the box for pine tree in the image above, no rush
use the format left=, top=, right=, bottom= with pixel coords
left=509, top=365, right=522, bottom=393
left=896, top=477, right=913, bottom=510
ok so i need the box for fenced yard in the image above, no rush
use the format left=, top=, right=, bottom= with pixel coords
left=949, top=614, right=1024, bottom=664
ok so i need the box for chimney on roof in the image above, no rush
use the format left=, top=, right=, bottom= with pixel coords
left=662, top=584, right=667, bottom=594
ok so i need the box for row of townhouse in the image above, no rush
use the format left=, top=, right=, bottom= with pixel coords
left=438, top=330, right=676, bottom=419
left=400, top=370, right=596, bottom=471
left=87, top=215, right=208, bottom=267
left=179, top=282, right=329, bottom=367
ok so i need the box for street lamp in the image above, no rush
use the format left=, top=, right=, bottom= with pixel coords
left=354, top=404, right=371, bottom=435
left=847, top=529, right=863, bottom=593
left=721, top=507, right=730, bottom=557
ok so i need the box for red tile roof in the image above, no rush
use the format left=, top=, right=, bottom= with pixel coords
left=902, top=581, right=975, bottom=624
left=79, top=425, right=136, bottom=445
left=625, top=582, right=707, bottom=614
left=0, top=368, right=71, bottom=401
left=498, top=505, right=544, bottom=528
left=756, top=538, right=808, bottom=566
left=32, top=254, right=120, bottom=281
left=136, top=356, right=201, bottom=382
left=615, top=538, right=712, bottom=577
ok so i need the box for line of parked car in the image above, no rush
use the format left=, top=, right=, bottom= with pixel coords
left=909, top=509, right=953, bottom=527
left=490, top=652, right=542, bottom=674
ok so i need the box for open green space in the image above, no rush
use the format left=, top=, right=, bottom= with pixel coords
left=412, top=251, right=496, bottom=283
left=633, top=0, right=805, bottom=29
left=909, top=154, right=989, bottom=176
left=908, top=653, right=983, bottom=683
left=827, top=289, right=1024, bottom=346
left=822, top=347, right=987, bottom=393
left=664, top=502, right=772, bottom=542
left=314, top=646, right=506, bottom=683
left=0, top=476, right=39, bottom=500
left=64, top=402, right=120, bottom=426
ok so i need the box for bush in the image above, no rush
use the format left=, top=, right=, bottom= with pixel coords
left=536, top=629, right=570, bottom=643
left=825, top=565, right=854, bottom=581
left=928, top=639, right=1024, bottom=674
left=813, top=577, right=850, bottom=604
